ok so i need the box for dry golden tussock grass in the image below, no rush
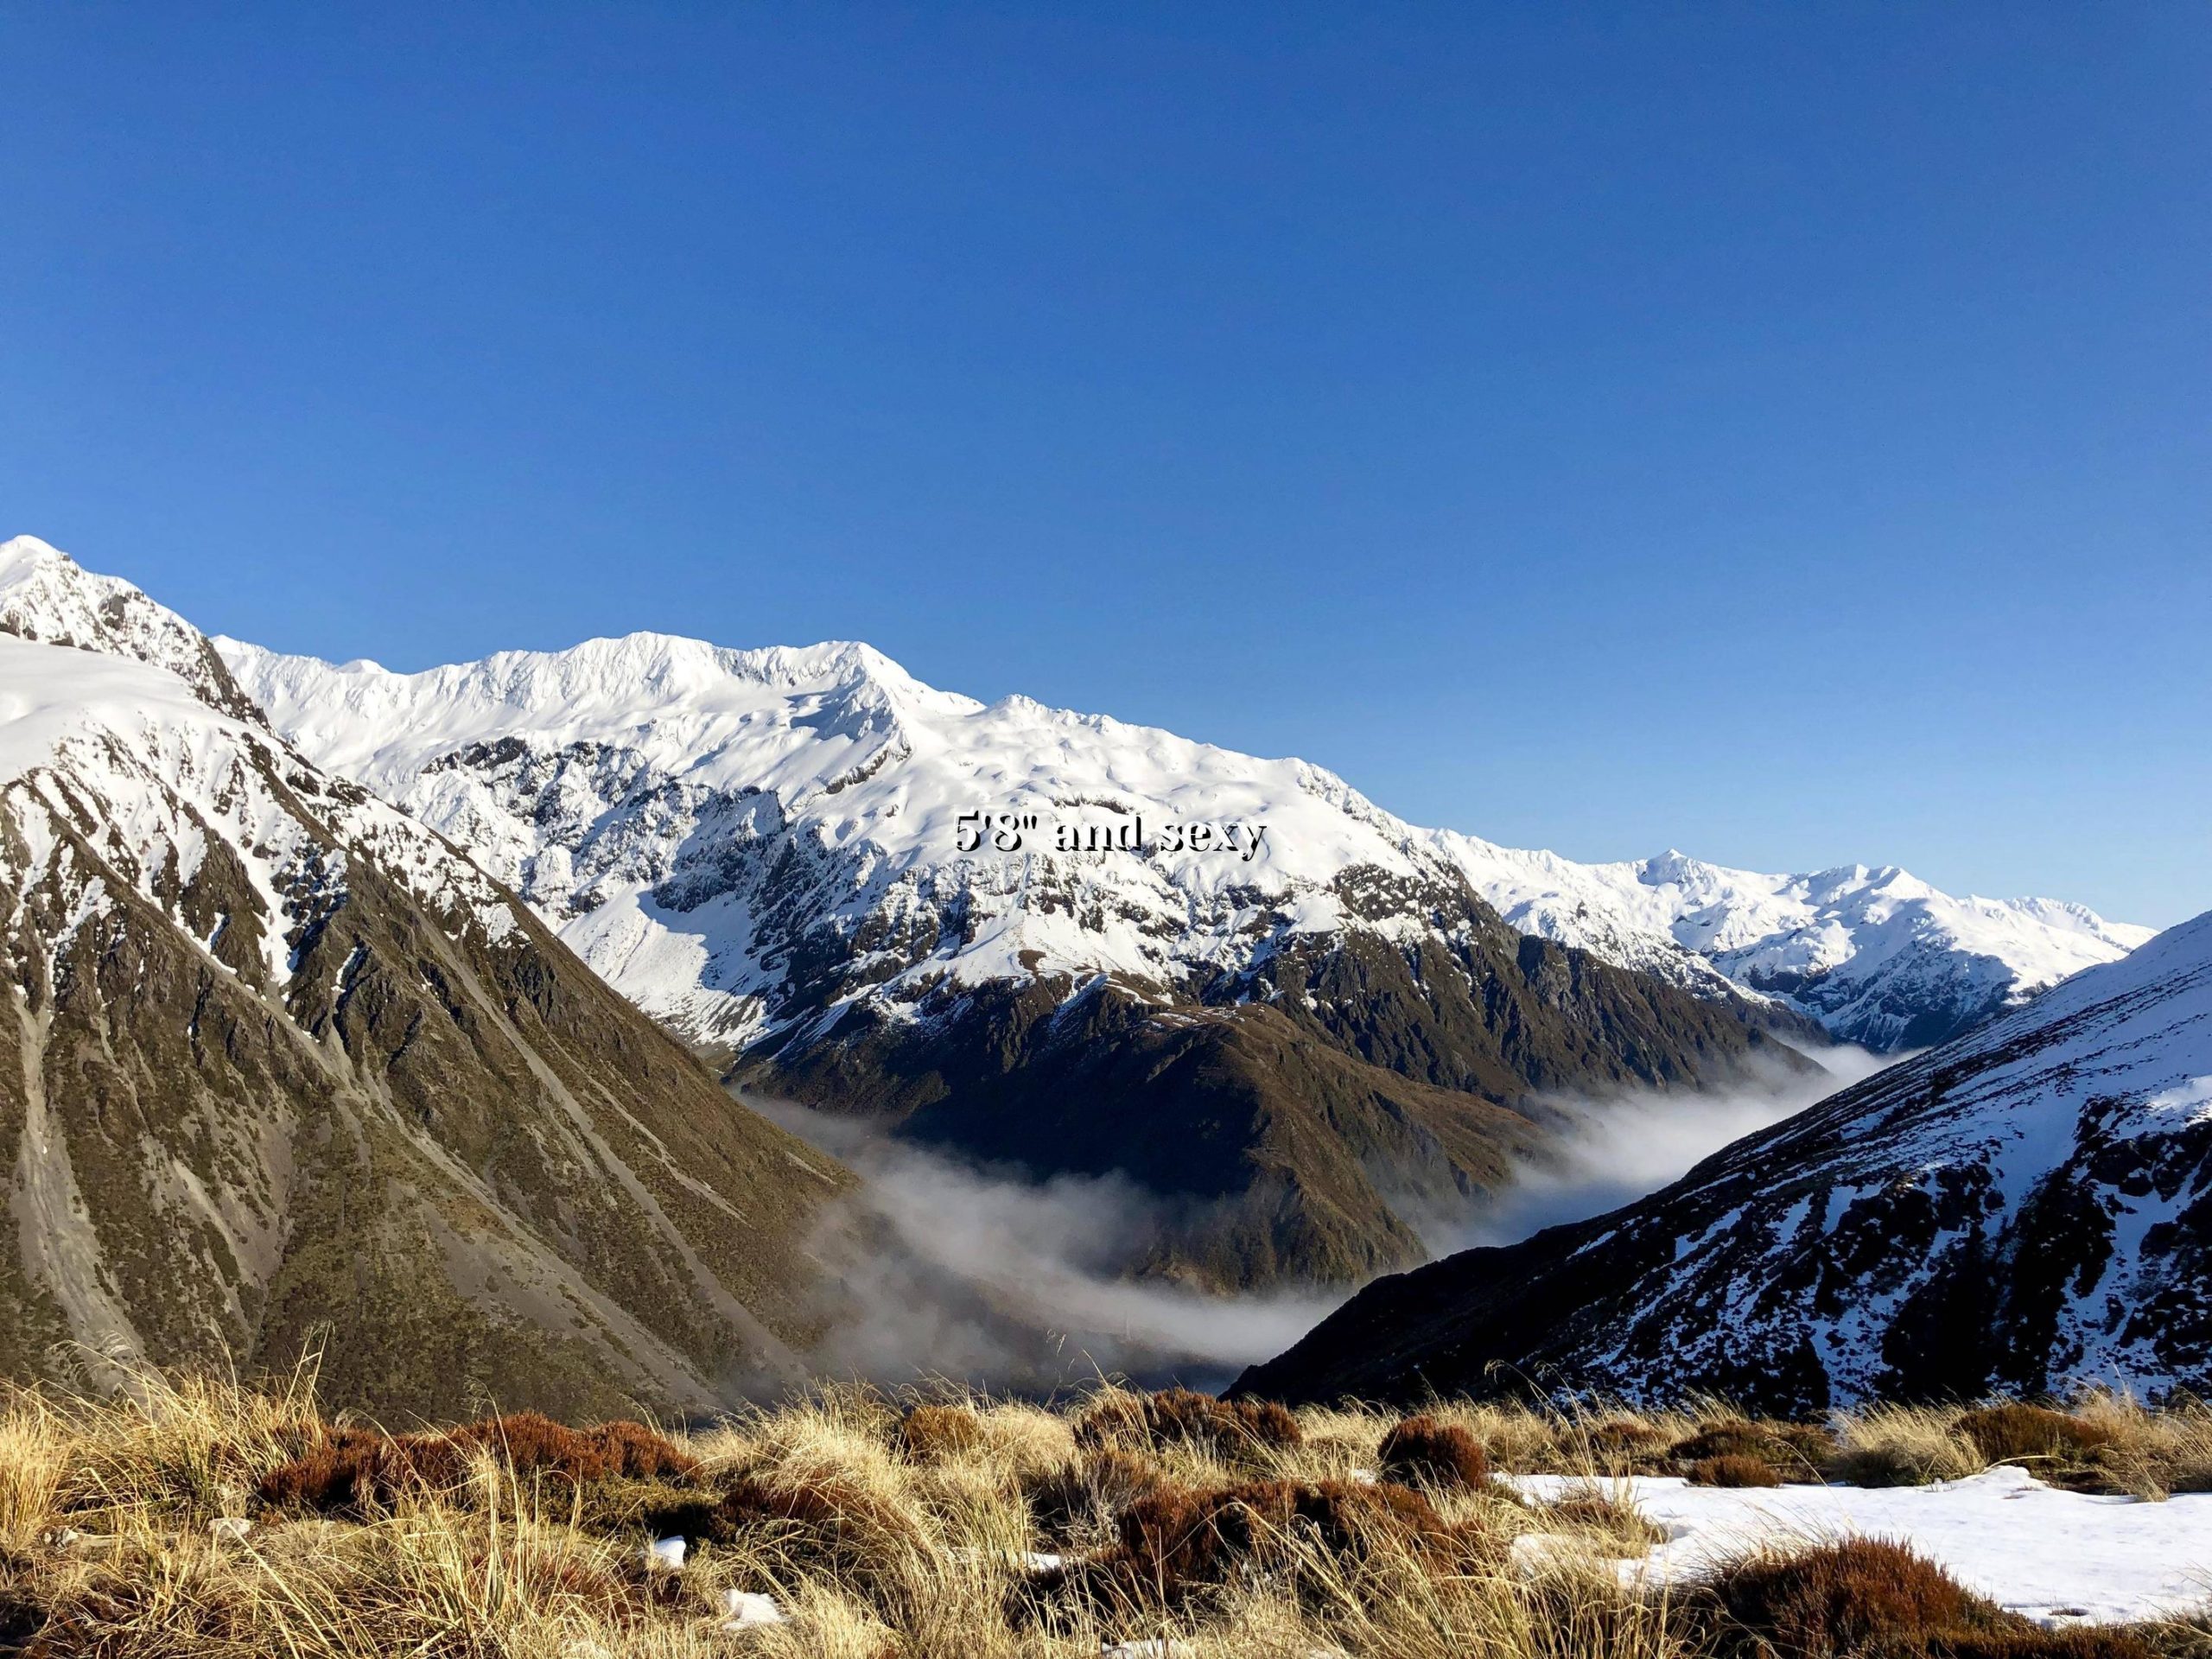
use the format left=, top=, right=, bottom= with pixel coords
left=0, top=1367, right=2205, bottom=1656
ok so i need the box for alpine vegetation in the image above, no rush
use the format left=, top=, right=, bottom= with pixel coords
left=1, top=1367, right=2207, bottom=1656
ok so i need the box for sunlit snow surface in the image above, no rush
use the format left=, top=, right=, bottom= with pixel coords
left=0, top=632, right=529, bottom=996
left=198, top=600, right=2147, bottom=1052
left=1433, top=836, right=2152, bottom=1047
left=1509, top=1467, right=2212, bottom=1628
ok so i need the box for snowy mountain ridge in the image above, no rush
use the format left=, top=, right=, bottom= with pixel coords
left=212, top=618, right=1480, bottom=1046
left=1431, top=832, right=2152, bottom=1048
left=0, top=535, right=2148, bottom=1055
left=196, top=594, right=2137, bottom=1054
left=3, top=531, right=2167, bottom=1304
left=0, top=535, right=272, bottom=726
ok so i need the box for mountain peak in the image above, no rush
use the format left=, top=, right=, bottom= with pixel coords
left=7, top=523, right=2120, bottom=1061
left=0, top=534, right=270, bottom=728
left=0, top=532, right=73, bottom=573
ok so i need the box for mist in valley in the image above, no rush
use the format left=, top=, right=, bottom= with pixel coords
left=1442, top=1040, right=1904, bottom=1251
left=751, top=1041, right=1900, bottom=1392
left=751, top=1097, right=1344, bottom=1395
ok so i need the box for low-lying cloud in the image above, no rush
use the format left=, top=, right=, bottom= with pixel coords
left=753, top=1042, right=1904, bottom=1393
left=752, top=1099, right=1340, bottom=1394
left=1441, top=1041, right=1905, bottom=1251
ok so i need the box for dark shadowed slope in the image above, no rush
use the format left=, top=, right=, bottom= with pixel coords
left=1236, top=911, right=2212, bottom=1413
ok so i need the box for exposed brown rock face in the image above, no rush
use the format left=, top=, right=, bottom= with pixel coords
left=0, top=557, right=853, bottom=1420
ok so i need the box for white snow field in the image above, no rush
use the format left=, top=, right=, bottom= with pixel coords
left=1509, top=1466, right=2212, bottom=1628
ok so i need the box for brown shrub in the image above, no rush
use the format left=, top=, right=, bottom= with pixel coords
left=257, top=1426, right=465, bottom=1513
left=1956, top=1405, right=2112, bottom=1465
left=1770, top=1421, right=1842, bottom=1469
left=1590, top=1416, right=1666, bottom=1447
left=1073, top=1389, right=1303, bottom=1461
left=1904, top=1631, right=2158, bottom=1658
left=895, top=1404, right=984, bottom=1462
left=1376, top=1414, right=1490, bottom=1491
left=579, top=1420, right=700, bottom=1483
left=257, top=1414, right=696, bottom=1514
left=1026, top=1449, right=1169, bottom=1545
left=630, top=1468, right=926, bottom=1571
left=458, top=1413, right=613, bottom=1480
left=1069, top=1390, right=1149, bottom=1449
left=1671, top=1420, right=1835, bottom=1478
left=1583, top=1416, right=1673, bottom=1475
left=1077, top=1476, right=1473, bottom=1605
left=1670, top=1421, right=1789, bottom=1464
left=1688, top=1454, right=1783, bottom=1489
left=1589, top=1418, right=1669, bottom=1453
left=575, top=1478, right=713, bottom=1541
left=1704, top=1537, right=1999, bottom=1657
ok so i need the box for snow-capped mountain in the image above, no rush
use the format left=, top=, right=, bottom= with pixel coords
left=1238, top=907, right=2212, bottom=1410
left=219, top=626, right=1580, bottom=1046
left=212, top=624, right=2142, bottom=1059
left=10, top=537, right=1817, bottom=1299
left=215, top=613, right=1830, bottom=1288
left=0, top=534, right=271, bottom=727
left=0, top=537, right=849, bottom=1415
left=1432, top=836, right=2153, bottom=1050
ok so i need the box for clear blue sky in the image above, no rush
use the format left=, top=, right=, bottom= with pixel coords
left=4, top=4, right=2206, bottom=924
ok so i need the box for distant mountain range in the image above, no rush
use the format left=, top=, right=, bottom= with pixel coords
left=1237, top=906, right=2212, bottom=1410
left=0, top=537, right=851, bottom=1418
left=0, top=531, right=2160, bottom=1340
left=1434, top=838, right=2151, bottom=1051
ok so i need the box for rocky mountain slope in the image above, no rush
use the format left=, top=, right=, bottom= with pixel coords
left=210, top=608, right=1833, bottom=1289
left=0, top=538, right=852, bottom=1418
left=1236, top=908, right=2212, bottom=1411
left=196, top=573, right=2144, bottom=1289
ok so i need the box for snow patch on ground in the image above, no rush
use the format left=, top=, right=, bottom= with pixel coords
left=1508, top=1467, right=2212, bottom=1628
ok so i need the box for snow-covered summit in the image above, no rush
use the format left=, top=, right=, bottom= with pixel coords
left=213, top=631, right=982, bottom=799
left=216, top=624, right=1449, bottom=1039
left=0, top=534, right=270, bottom=727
